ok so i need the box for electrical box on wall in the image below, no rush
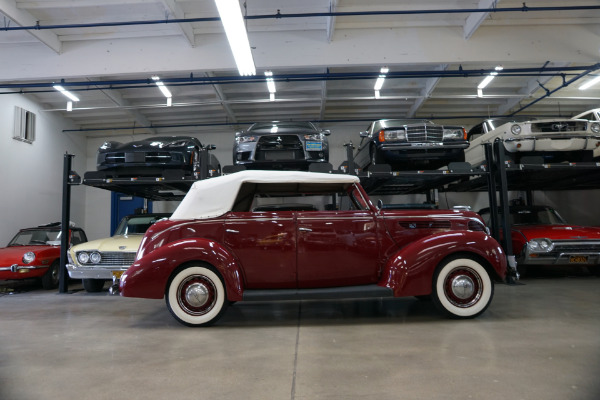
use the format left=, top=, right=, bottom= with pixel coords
left=13, top=106, right=36, bottom=144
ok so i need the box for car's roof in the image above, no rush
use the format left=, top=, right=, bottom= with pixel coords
left=171, top=170, right=360, bottom=220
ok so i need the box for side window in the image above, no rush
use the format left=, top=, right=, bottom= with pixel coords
left=71, top=230, right=86, bottom=245
left=350, top=186, right=369, bottom=210
left=468, top=124, right=484, bottom=141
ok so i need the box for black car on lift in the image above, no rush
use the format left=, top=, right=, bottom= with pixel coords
left=353, top=119, right=468, bottom=171
left=96, top=136, right=220, bottom=178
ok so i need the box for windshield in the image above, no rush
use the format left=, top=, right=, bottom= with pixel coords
left=9, top=229, right=61, bottom=246
left=480, top=207, right=566, bottom=226
left=374, top=119, right=433, bottom=131
left=248, top=122, right=317, bottom=133
left=114, top=215, right=167, bottom=235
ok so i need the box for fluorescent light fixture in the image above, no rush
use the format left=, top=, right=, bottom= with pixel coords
left=374, top=90, right=381, bottom=99
left=265, top=71, right=276, bottom=93
left=374, top=67, right=389, bottom=91
left=53, top=85, right=80, bottom=102
left=270, top=125, right=278, bottom=133
left=215, top=0, right=256, bottom=76
left=477, top=66, right=503, bottom=90
left=152, top=76, right=172, bottom=98
left=167, top=97, right=172, bottom=107
left=67, top=101, right=73, bottom=112
left=477, top=88, right=483, bottom=98
left=579, top=75, right=600, bottom=90
left=269, top=93, right=275, bottom=102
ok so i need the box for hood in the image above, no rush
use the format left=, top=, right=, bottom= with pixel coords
left=71, top=235, right=144, bottom=253
left=0, top=245, right=58, bottom=264
left=101, top=136, right=196, bottom=152
left=513, top=224, right=600, bottom=241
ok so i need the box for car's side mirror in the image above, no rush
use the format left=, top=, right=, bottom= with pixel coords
left=359, top=131, right=369, bottom=138
left=377, top=199, right=383, bottom=210
left=321, top=130, right=331, bottom=136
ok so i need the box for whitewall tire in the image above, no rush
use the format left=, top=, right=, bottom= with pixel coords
left=166, top=264, right=228, bottom=327
left=432, top=256, right=494, bottom=319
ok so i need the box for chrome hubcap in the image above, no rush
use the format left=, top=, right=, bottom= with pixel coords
left=185, top=283, right=210, bottom=308
left=451, top=275, right=475, bottom=299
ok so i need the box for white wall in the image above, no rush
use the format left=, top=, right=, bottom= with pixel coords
left=0, top=93, right=87, bottom=246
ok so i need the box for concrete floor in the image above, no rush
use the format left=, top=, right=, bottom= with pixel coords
left=1, top=269, right=599, bottom=400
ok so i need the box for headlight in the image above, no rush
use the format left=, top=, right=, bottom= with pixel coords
left=77, top=252, right=90, bottom=264
left=443, top=128, right=465, bottom=140
left=99, top=142, right=112, bottom=150
left=304, top=134, right=321, bottom=140
left=510, top=124, right=522, bottom=135
left=590, top=122, right=600, bottom=134
left=89, top=252, right=102, bottom=264
left=22, top=252, right=36, bottom=264
left=379, top=129, right=406, bottom=142
left=527, top=238, right=554, bottom=253
left=236, top=136, right=257, bottom=144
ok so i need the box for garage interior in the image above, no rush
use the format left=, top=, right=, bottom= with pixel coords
left=1, top=1, right=600, bottom=399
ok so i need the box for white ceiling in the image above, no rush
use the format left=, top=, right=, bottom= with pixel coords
left=1, top=0, right=600, bottom=137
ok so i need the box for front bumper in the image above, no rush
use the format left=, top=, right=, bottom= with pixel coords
left=0, top=264, right=47, bottom=279
left=66, top=264, right=129, bottom=280
left=504, top=135, right=600, bottom=153
left=520, top=252, right=600, bottom=266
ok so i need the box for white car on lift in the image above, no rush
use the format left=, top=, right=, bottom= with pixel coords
left=573, top=108, right=600, bottom=158
left=465, top=116, right=600, bottom=166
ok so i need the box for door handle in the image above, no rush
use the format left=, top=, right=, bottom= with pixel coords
left=299, top=227, right=312, bottom=232
left=226, top=229, right=239, bottom=234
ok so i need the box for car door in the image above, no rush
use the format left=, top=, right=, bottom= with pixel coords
left=224, top=212, right=297, bottom=289
left=296, top=188, right=380, bottom=288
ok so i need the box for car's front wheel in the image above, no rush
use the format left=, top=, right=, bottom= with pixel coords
left=432, top=255, right=494, bottom=319
left=83, top=279, right=105, bottom=293
left=166, top=264, right=228, bottom=327
left=41, top=261, right=60, bottom=290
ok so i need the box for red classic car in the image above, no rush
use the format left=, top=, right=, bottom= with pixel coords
left=0, top=223, right=87, bottom=289
left=120, top=170, right=508, bottom=327
left=479, top=205, right=600, bottom=275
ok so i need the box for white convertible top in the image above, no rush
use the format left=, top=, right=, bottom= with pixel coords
left=170, top=170, right=360, bottom=220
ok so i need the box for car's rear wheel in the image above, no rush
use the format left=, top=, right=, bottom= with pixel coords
left=432, top=255, right=494, bottom=319
left=166, top=264, right=228, bottom=327
left=83, top=279, right=105, bottom=293
left=41, top=261, right=60, bottom=290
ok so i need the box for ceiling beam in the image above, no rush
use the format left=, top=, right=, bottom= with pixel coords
left=496, top=62, right=571, bottom=115
left=407, top=64, right=448, bottom=118
left=160, top=0, right=195, bottom=47
left=326, top=0, right=337, bottom=43
left=463, top=0, right=497, bottom=40
left=205, top=72, right=238, bottom=124
left=89, top=80, right=157, bottom=135
left=0, top=0, right=61, bottom=53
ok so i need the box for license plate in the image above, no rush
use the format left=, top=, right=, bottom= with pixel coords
left=306, top=141, right=323, bottom=151
left=569, top=255, right=588, bottom=264
left=112, top=271, right=124, bottom=279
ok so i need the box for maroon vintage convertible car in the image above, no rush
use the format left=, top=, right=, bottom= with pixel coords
left=120, top=170, right=507, bottom=326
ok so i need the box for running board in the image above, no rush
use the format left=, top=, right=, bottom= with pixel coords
left=242, top=284, right=393, bottom=301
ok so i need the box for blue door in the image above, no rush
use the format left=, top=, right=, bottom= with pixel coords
left=111, top=193, right=153, bottom=235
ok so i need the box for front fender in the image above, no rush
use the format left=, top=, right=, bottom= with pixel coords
left=119, top=238, right=244, bottom=301
left=379, top=231, right=506, bottom=297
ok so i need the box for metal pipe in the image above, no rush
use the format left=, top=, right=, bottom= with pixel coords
left=1, top=5, right=599, bottom=32
left=1, top=65, right=598, bottom=91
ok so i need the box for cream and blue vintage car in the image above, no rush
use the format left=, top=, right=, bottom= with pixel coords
left=67, top=213, right=169, bottom=293
left=466, top=117, right=600, bottom=166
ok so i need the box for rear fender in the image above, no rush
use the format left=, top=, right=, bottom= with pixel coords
left=379, top=231, right=506, bottom=297
left=119, top=238, right=243, bottom=301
